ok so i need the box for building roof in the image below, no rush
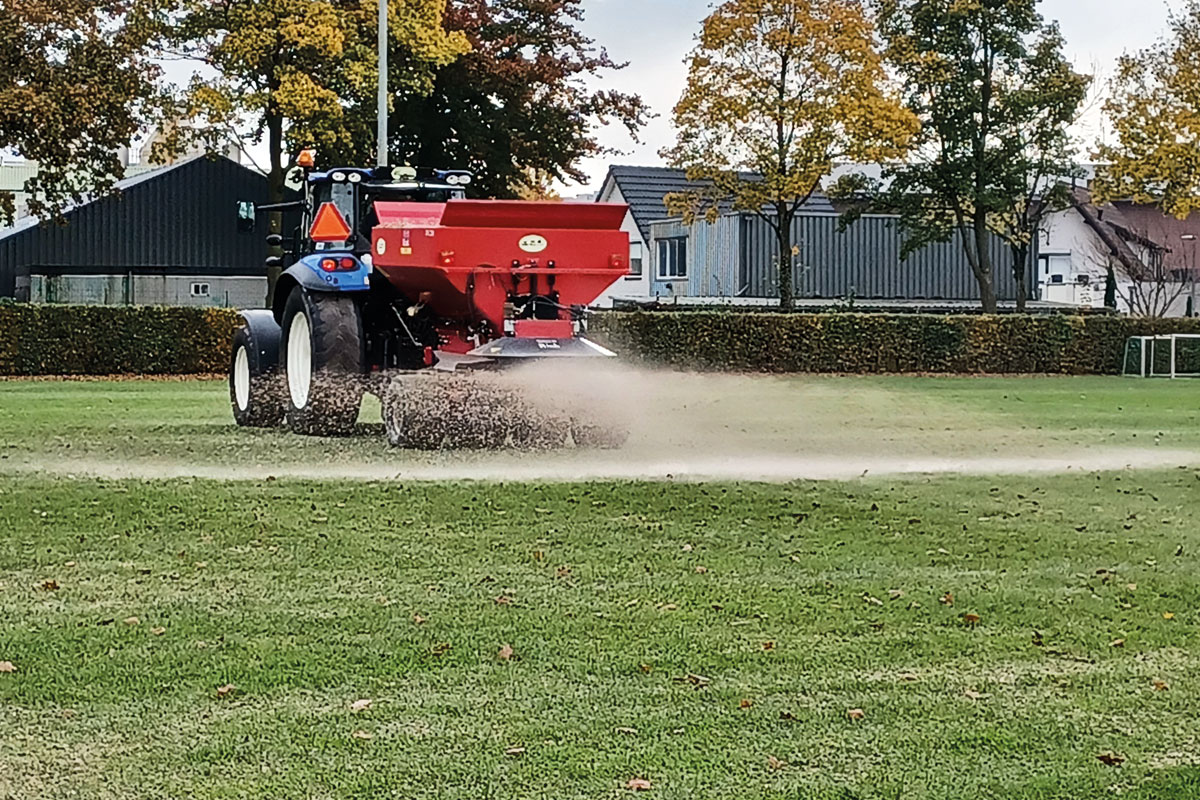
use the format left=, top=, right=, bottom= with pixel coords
left=599, top=165, right=834, bottom=243
left=0, top=155, right=212, bottom=242
left=0, top=155, right=275, bottom=297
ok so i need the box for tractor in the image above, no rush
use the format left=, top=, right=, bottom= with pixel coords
left=229, top=156, right=631, bottom=448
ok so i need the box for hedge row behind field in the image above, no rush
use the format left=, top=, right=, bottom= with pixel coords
left=0, top=303, right=241, bottom=376
left=588, top=312, right=1200, bottom=374
left=3, top=304, right=1200, bottom=376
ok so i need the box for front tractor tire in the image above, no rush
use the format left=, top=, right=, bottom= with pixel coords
left=230, top=324, right=285, bottom=428
left=280, top=286, right=365, bottom=436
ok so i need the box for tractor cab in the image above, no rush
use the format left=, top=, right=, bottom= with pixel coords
left=299, top=165, right=473, bottom=256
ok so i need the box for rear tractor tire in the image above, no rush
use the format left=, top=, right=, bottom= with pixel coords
left=280, top=286, right=365, bottom=436
left=230, top=323, right=285, bottom=428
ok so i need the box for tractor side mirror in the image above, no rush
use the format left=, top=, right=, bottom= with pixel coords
left=237, top=201, right=256, bottom=233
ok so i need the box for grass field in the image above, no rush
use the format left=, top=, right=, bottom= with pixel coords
left=2, top=376, right=1200, bottom=799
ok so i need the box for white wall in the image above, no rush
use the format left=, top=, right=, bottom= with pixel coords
left=592, top=182, right=650, bottom=307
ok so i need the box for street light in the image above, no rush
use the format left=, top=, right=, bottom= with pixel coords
left=377, top=0, right=388, bottom=167
left=1183, top=234, right=1197, bottom=317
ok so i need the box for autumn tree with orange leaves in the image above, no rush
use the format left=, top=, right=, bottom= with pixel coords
left=663, top=0, right=917, bottom=309
left=0, top=0, right=164, bottom=225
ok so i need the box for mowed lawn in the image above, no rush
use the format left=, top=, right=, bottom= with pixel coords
left=1, top=377, right=1200, bottom=798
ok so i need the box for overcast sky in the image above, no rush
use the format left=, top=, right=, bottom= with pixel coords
left=568, top=0, right=1187, bottom=192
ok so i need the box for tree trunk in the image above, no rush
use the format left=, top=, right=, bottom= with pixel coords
left=973, top=219, right=997, bottom=313
left=776, top=210, right=794, bottom=312
left=1012, top=243, right=1028, bottom=314
left=264, top=112, right=285, bottom=309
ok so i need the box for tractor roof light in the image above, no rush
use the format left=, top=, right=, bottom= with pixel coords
left=297, top=149, right=316, bottom=169
left=331, top=171, right=347, bottom=183
left=391, top=165, right=417, bottom=182
left=347, top=172, right=362, bottom=183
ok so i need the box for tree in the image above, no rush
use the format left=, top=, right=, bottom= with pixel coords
left=1094, top=1, right=1200, bottom=218
left=162, top=0, right=468, bottom=303
left=323, top=0, right=649, bottom=199
left=662, top=0, right=917, bottom=310
left=872, top=0, right=1088, bottom=313
left=0, top=0, right=163, bottom=225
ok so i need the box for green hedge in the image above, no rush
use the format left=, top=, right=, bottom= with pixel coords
left=588, top=312, right=1200, bottom=374
left=0, top=304, right=241, bottom=376
left=2, top=304, right=1200, bottom=376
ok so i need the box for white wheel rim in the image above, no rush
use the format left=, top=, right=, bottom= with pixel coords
left=287, top=311, right=313, bottom=409
left=233, top=345, right=251, bottom=411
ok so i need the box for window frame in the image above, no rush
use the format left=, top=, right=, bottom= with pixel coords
left=656, top=236, right=688, bottom=280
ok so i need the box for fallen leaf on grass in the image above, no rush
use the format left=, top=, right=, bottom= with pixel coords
left=681, top=543, right=693, bottom=552
left=694, top=566, right=708, bottom=574
left=497, top=644, right=514, bottom=661
left=1126, top=583, right=1137, bottom=592
left=64, top=561, right=76, bottom=568
left=350, top=699, right=373, bottom=712
left=412, top=615, right=426, bottom=625
left=556, top=565, right=572, bottom=579
left=40, top=579, right=59, bottom=591
left=639, top=663, right=652, bottom=674
left=151, top=627, right=166, bottom=636
left=963, top=689, right=989, bottom=701
left=779, top=711, right=796, bottom=721
left=123, top=616, right=140, bottom=626
left=0, top=661, right=15, bottom=673
left=1153, top=679, right=1169, bottom=691
left=658, top=603, right=678, bottom=612
left=494, top=595, right=513, bottom=605
left=963, top=613, right=981, bottom=626
left=430, top=642, right=451, bottom=657
left=1096, top=752, right=1125, bottom=766
left=888, top=589, right=904, bottom=600
left=678, top=673, right=710, bottom=687
left=504, top=746, right=525, bottom=756
left=762, top=641, right=775, bottom=651
left=939, top=592, right=954, bottom=606
left=1163, top=612, right=1175, bottom=620
left=739, top=698, right=753, bottom=709
left=767, top=755, right=786, bottom=771
left=626, top=778, right=652, bottom=791
left=215, top=684, right=235, bottom=698
left=863, top=594, right=883, bottom=607
left=1110, top=638, right=1125, bottom=648
left=847, top=708, right=865, bottom=720
left=351, top=730, right=373, bottom=740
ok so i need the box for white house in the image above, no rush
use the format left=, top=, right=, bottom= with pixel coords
left=1040, top=187, right=1198, bottom=316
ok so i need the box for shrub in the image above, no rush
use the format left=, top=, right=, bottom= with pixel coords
left=587, top=312, right=1200, bottom=374
left=3, top=305, right=1199, bottom=376
left=0, top=304, right=241, bottom=375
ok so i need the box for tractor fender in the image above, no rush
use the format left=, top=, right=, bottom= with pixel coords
left=272, top=256, right=371, bottom=323
left=237, top=309, right=282, bottom=375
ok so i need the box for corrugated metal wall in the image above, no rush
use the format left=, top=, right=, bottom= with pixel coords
left=740, top=213, right=1027, bottom=300
left=0, top=156, right=272, bottom=299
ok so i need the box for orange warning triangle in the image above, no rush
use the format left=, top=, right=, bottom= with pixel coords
left=309, top=202, right=352, bottom=242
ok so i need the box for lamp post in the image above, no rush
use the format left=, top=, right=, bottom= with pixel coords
left=1183, top=234, right=1197, bottom=317
left=377, top=0, right=388, bottom=167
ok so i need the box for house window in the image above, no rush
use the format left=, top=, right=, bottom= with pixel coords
left=190, top=282, right=211, bottom=298
left=628, top=242, right=643, bottom=278
left=657, top=237, right=687, bottom=280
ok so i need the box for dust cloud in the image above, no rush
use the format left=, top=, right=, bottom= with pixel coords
left=9, top=363, right=1200, bottom=483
